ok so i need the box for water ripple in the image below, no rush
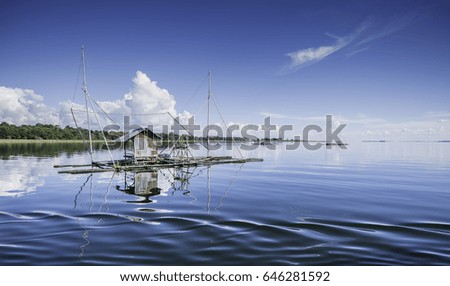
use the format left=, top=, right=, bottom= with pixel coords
left=2, top=142, right=450, bottom=265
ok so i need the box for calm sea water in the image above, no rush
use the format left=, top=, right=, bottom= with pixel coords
left=1, top=142, right=449, bottom=265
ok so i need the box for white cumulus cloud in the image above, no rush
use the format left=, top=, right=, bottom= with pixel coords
left=1, top=71, right=192, bottom=131
left=121, top=71, right=180, bottom=127
left=0, top=86, right=59, bottom=125
left=125, top=71, right=176, bottom=115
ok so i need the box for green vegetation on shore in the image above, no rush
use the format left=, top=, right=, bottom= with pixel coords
left=0, top=122, right=303, bottom=143
left=0, top=122, right=121, bottom=141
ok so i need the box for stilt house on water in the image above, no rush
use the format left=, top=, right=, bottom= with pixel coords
left=54, top=47, right=263, bottom=174
left=114, top=128, right=161, bottom=163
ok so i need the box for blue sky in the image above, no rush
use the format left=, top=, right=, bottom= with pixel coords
left=1, top=0, right=450, bottom=141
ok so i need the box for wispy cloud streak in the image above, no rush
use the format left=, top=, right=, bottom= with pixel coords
left=282, top=22, right=369, bottom=73
left=356, top=11, right=425, bottom=47
left=283, top=10, right=426, bottom=73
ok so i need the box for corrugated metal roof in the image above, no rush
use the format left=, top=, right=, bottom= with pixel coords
left=114, top=128, right=161, bottom=143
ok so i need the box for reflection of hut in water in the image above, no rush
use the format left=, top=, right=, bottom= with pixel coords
left=116, top=171, right=161, bottom=197
left=114, top=128, right=161, bottom=163
left=134, top=172, right=160, bottom=195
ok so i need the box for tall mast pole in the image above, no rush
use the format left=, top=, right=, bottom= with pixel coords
left=81, top=46, right=94, bottom=162
left=207, top=70, right=211, bottom=157
left=206, top=70, right=212, bottom=205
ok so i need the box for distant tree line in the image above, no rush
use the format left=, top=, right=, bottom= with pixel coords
left=0, top=122, right=122, bottom=140
left=0, top=122, right=289, bottom=142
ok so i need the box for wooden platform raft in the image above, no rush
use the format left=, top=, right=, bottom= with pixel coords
left=54, top=156, right=263, bottom=174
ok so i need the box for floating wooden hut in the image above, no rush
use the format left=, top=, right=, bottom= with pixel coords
left=114, top=128, right=161, bottom=163
left=54, top=47, right=263, bottom=175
